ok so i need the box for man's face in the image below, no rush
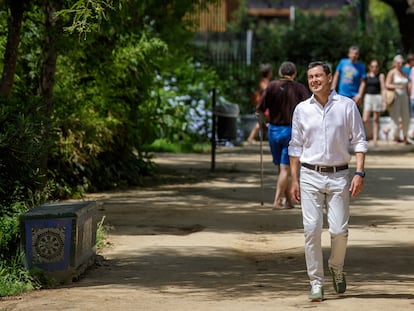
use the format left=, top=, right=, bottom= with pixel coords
left=307, top=66, right=332, bottom=94
left=348, top=49, right=359, bottom=63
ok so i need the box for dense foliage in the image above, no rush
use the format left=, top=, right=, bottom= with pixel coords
left=0, top=0, right=221, bottom=295
left=1, top=0, right=220, bottom=199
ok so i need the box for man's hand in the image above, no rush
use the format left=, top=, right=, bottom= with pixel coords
left=353, top=94, right=362, bottom=106
left=351, top=152, right=366, bottom=197
left=349, top=175, right=364, bottom=197
left=290, top=180, right=301, bottom=204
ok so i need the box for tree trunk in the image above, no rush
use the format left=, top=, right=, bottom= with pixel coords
left=39, top=0, right=63, bottom=176
left=0, top=0, right=27, bottom=97
left=381, top=0, right=414, bottom=54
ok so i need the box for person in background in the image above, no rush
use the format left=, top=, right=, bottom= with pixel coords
left=331, top=46, right=366, bottom=106
left=409, top=67, right=414, bottom=142
left=362, top=59, right=386, bottom=146
left=289, top=61, right=367, bottom=302
left=257, top=61, right=309, bottom=209
left=385, top=54, right=410, bottom=144
left=247, top=64, right=273, bottom=144
left=403, top=53, right=414, bottom=116
left=402, top=53, right=414, bottom=78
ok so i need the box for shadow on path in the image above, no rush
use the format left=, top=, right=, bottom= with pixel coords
left=73, top=145, right=414, bottom=299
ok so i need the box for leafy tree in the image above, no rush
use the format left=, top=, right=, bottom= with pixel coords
left=0, top=0, right=220, bottom=197
left=46, top=0, right=219, bottom=192
left=0, top=0, right=30, bottom=97
left=0, top=0, right=220, bottom=295
left=379, top=0, right=414, bottom=54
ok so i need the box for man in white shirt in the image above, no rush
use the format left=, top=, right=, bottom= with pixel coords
left=288, top=61, right=368, bottom=302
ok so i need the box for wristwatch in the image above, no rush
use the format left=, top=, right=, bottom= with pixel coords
left=354, top=171, right=365, bottom=178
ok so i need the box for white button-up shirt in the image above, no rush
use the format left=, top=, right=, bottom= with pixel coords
left=288, top=90, right=368, bottom=166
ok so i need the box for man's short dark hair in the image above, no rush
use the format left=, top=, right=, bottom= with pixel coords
left=260, top=63, right=273, bottom=78
left=279, top=61, right=297, bottom=77
left=308, top=61, right=332, bottom=75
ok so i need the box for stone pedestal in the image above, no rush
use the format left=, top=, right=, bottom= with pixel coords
left=20, top=201, right=97, bottom=284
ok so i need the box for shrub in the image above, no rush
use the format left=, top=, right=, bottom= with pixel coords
left=0, top=97, right=44, bottom=208
left=0, top=255, right=41, bottom=297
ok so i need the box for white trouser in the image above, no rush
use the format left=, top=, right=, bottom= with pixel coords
left=389, top=92, right=410, bottom=139
left=300, top=167, right=350, bottom=287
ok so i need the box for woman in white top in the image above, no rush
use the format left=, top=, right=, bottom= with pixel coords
left=409, top=59, right=414, bottom=141
left=385, top=55, right=410, bottom=144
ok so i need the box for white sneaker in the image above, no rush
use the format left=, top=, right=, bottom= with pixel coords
left=308, top=284, right=324, bottom=302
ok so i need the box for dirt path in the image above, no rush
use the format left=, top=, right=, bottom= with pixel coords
left=1, top=142, right=414, bottom=311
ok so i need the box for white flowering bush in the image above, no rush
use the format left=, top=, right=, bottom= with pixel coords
left=152, top=61, right=232, bottom=143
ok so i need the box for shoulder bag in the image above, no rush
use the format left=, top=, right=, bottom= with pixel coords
left=385, top=89, right=396, bottom=107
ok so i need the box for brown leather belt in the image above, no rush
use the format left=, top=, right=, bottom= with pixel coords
left=301, top=163, right=348, bottom=173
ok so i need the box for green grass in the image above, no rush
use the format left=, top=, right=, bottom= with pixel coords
left=147, top=139, right=211, bottom=153
left=0, top=255, right=40, bottom=297
left=96, top=216, right=112, bottom=251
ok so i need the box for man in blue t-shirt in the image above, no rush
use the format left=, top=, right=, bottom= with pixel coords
left=332, top=46, right=366, bottom=106
left=402, top=53, right=413, bottom=79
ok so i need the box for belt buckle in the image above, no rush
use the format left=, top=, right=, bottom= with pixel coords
left=317, top=165, right=328, bottom=173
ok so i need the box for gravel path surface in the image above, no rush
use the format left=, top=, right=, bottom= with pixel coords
left=2, top=141, right=414, bottom=311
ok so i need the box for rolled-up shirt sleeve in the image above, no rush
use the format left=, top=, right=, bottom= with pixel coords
left=349, top=102, right=368, bottom=153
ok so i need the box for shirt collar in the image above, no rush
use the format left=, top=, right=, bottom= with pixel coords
left=310, top=90, right=338, bottom=105
left=329, top=89, right=339, bottom=102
